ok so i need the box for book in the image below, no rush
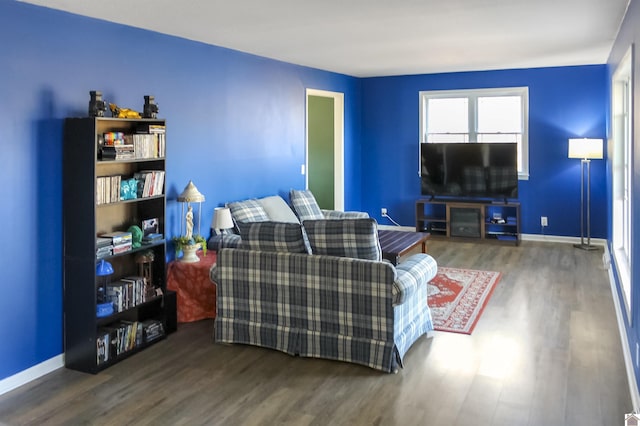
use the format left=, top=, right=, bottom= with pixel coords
left=96, top=330, right=110, bottom=364
left=96, top=237, right=112, bottom=248
left=112, top=241, right=132, bottom=254
left=96, top=245, right=113, bottom=259
left=100, top=231, right=132, bottom=246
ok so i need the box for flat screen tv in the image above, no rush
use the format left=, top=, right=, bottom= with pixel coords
left=420, top=142, right=518, bottom=200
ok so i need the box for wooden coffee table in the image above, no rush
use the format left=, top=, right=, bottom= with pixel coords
left=378, top=229, right=431, bottom=265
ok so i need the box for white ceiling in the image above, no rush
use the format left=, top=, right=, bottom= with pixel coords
left=21, top=0, right=630, bottom=77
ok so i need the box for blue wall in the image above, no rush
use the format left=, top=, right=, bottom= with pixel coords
left=0, top=0, right=614, bottom=385
left=607, top=0, right=640, bottom=401
left=0, top=0, right=360, bottom=382
left=360, top=66, right=608, bottom=236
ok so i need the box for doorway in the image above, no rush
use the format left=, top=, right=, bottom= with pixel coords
left=306, top=89, right=344, bottom=211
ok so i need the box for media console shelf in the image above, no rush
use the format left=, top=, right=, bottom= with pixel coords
left=416, top=199, right=520, bottom=245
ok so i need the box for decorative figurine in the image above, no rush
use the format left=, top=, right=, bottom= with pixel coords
left=128, top=225, right=144, bottom=249
left=143, top=95, right=159, bottom=119
left=109, top=103, right=141, bottom=119
left=135, top=249, right=156, bottom=299
left=89, top=91, right=107, bottom=117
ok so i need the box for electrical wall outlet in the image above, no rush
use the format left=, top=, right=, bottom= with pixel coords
left=541, top=216, right=548, bottom=227
left=381, top=208, right=388, bottom=216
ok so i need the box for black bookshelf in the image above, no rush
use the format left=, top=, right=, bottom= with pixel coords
left=63, top=117, right=173, bottom=373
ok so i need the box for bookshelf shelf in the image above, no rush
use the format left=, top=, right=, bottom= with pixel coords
left=63, top=116, right=174, bottom=374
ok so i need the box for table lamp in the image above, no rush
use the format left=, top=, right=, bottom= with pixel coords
left=568, top=138, right=603, bottom=250
left=212, top=207, right=234, bottom=234
left=211, top=207, right=234, bottom=251
left=177, top=180, right=205, bottom=262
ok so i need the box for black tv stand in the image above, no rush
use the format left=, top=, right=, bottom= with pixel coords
left=415, top=198, right=520, bottom=245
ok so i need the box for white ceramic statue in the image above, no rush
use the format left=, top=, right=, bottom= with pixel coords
left=185, top=205, right=194, bottom=240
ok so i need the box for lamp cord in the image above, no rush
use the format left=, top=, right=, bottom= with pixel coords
left=382, top=213, right=402, bottom=227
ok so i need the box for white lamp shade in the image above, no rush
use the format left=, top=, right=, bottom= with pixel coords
left=211, top=207, right=234, bottom=230
left=178, top=180, right=205, bottom=203
left=568, top=138, right=603, bottom=160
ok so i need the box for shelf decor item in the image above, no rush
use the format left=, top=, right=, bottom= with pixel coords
left=175, top=180, right=206, bottom=262
left=143, top=95, right=159, bottom=119
left=88, top=90, right=107, bottom=117
left=109, top=102, right=141, bottom=119
left=96, top=259, right=114, bottom=318
left=568, top=138, right=603, bottom=250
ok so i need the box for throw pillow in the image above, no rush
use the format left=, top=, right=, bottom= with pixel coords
left=258, top=195, right=300, bottom=223
left=303, top=218, right=382, bottom=261
left=227, top=199, right=270, bottom=225
left=238, top=221, right=310, bottom=254
left=290, top=189, right=324, bottom=221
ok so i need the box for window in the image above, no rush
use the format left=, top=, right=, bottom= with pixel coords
left=612, top=47, right=633, bottom=321
left=419, top=87, right=529, bottom=179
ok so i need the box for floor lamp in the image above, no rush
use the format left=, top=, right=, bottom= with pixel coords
left=568, top=138, right=603, bottom=250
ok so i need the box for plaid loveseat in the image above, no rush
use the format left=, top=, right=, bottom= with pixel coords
left=210, top=219, right=437, bottom=373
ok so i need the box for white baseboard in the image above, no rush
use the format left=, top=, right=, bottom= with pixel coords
left=378, top=224, right=414, bottom=231
left=521, top=233, right=607, bottom=246
left=377, top=226, right=608, bottom=247
left=603, top=245, right=640, bottom=412
left=0, top=355, right=64, bottom=396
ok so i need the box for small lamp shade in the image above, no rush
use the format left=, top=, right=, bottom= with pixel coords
left=568, top=138, right=603, bottom=160
left=212, top=207, right=234, bottom=230
left=177, top=180, right=205, bottom=203
left=96, top=259, right=114, bottom=276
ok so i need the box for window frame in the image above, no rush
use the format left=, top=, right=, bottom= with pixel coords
left=419, top=87, right=529, bottom=180
left=611, top=46, right=633, bottom=323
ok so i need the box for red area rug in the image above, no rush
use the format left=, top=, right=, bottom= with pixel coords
left=428, top=267, right=501, bottom=334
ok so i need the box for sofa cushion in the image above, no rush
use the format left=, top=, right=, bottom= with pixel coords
left=303, top=218, right=382, bottom=261
left=238, top=221, right=310, bottom=254
left=258, top=195, right=300, bottom=223
left=227, top=198, right=270, bottom=224
left=290, top=189, right=324, bottom=221
left=321, top=210, right=370, bottom=219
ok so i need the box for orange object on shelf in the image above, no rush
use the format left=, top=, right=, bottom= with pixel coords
left=167, top=251, right=217, bottom=323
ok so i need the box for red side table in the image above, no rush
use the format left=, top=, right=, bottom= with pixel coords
left=167, top=250, right=217, bottom=323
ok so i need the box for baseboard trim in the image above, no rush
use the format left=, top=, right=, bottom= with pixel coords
left=521, top=233, right=607, bottom=246
left=603, top=245, right=640, bottom=412
left=0, top=355, right=64, bottom=396
left=378, top=224, right=414, bottom=232
left=377, top=227, right=607, bottom=247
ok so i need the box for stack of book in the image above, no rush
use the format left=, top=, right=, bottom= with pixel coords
left=133, top=170, right=165, bottom=198
left=96, top=175, right=122, bottom=205
left=135, top=124, right=166, bottom=158
left=105, top=276, right=149, bottom=312
left=101, top=132, right=135, bottom=160
left=96, top=237, right=113, bottom=259
left=100, top=231, right=132, bottom=254
left=97, top=320, right=146, bottom=362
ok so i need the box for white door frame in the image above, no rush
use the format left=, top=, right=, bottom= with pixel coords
left=305, top=88, right=345, bottom=211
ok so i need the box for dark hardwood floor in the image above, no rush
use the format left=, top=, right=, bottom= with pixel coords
left=0, top=240, right=632, bottom=425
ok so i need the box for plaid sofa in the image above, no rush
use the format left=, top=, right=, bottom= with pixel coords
left=208, top=191, right=368, bottom=251
left=210, top=219, right=437, bottom=373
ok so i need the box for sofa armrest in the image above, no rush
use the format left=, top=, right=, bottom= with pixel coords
left=321, top=209, right=369, bottom=219
left=207, top=233, right=242, bottom=251
left=392, top=253, right=438, bottom=306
